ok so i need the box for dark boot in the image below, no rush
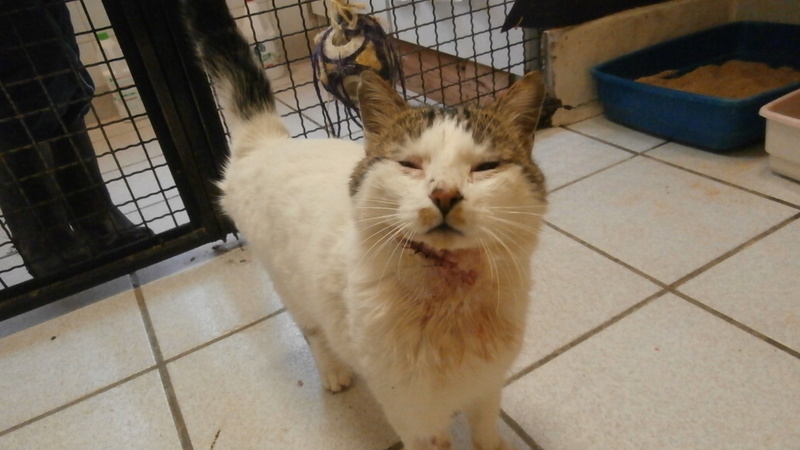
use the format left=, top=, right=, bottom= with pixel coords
left=51, top=119, right=154, bottom=254
left=0, top=140, right=91, bottom=277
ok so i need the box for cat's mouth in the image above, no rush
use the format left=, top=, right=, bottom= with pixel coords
left=426, top=223, right=462, bottom=235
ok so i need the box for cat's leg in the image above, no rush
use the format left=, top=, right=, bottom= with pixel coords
left=302, top=327, right=353, bottom=392
left=391, top=421, right=452, bottom=450
left=464, top=387, right=510, bottom=450
left=377, top=393, right=453, bottom=450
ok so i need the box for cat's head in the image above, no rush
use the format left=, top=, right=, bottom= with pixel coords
left=349, top=71, right=547, bottom=258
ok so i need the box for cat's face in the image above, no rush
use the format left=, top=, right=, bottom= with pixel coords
left=350, top=72, right=547, bottom=256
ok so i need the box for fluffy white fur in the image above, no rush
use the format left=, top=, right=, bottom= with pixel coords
left=183, top=1, right=547, bottom=444
left=219, top=77, right=546, bottom=449
left=221, top=120, right=543, bottom=449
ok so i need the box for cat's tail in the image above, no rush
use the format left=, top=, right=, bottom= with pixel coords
left=182, top=0, right=287, bottom=142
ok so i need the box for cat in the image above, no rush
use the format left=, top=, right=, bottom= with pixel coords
left=183, top=1, right=547, bottom=448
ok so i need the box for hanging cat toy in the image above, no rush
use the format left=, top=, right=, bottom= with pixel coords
left=311, top=0, right=405, bottom=136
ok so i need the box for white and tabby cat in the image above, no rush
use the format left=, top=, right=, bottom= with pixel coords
left=184, top=1, right=547, bottom=448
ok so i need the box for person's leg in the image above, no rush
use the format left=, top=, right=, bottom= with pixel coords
left=0, top=1, right=94, bottom=276
left=0, top=139, right=90, bottom=276
left=51, top=118, right=153, bottom=253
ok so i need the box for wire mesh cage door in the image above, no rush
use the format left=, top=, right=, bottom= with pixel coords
left=0, top=0, right=540, bottom=319
left=208, top=0, right=540, bottom=138
left=0, top=0, right=233, bottom=320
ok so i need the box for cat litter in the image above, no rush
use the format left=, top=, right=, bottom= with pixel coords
left=592, top=21, right=800, bottom=151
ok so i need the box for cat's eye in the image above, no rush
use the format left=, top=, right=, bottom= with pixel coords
left=473, top=161, right=501, bottom=172
left=398, top=160, right=421, bottom=170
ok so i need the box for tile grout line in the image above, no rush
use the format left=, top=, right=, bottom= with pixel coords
left=562, top=125, right=670, bottom=156
left=517, top=213, right=800, bottom=385
left=674, top=290, right=800, bottom=361
left=639, top=153, right=800, bottom=211
left=668, top=212, right=800, bottom=292
left=661, top=214, right=800, bottom=361
left=130, top=273, right=194, bottom=450
left=554, top=125, right=800, bottom=212
left=543, top=222, right=668, bottom=289
left=506, top=289, right=666, bottom=386
left=161, top=307, right=287, bottom=366
left=0, top=366, right=158, bottom=438
left=545, top=153, right=640, bottom=195
left=500, top=409, right=544, bottom=450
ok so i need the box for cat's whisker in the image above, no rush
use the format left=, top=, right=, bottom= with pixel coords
left=379, top=227, right=414, bottom=282
left=355, top=214, right=398, bottom=225
left=362, top=227, right=402, bottom=264
left=488, top=223, right=533, bottom=258
left=358, top=221, right=405, bottom=267
left=395, top=229, right=417, bottom=274
left=361, top=197, right=402, bottom=206
left=359, top=215, right=401, bottom=235
left=363, top=223, right=410, bottom=269
left=480, top=226, right=526, bottom=283
left=355, top=206, right=400, bottom=212
left=488, top=204, right=546, bottom=210
left=485, top=215, right=541, bottom=236
left=478, top=237, right=502, bottom=314
left=489, top=210, right=545, bottom=217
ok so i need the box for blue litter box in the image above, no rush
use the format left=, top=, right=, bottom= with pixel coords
left=592, top=22, right=800, bottom=151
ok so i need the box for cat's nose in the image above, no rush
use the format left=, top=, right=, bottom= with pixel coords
left=430, top=188, right=463, bottom=216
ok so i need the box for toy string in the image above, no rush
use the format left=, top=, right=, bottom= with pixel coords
left=329, top=0, right=366, bottom=30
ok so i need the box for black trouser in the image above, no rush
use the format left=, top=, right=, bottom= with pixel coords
left=0, top=0, right=151, bottom=277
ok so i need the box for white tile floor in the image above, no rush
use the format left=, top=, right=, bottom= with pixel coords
left=2, top=88, right=800, bottom=449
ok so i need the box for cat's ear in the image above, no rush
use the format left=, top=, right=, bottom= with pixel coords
left=490, top=71, right=546, bottom=137
left=357, top=71, right=409, bottom=137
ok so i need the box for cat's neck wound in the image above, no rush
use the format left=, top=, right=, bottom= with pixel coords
left=400, top=239, right=478, bottom=285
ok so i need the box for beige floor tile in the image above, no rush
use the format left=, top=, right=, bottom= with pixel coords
left=134, top=237, right=241, bottom=285
left=449, top=413, right=531, bottom=449
left=168, top=313, right=398, bottom=449
left=503, top=294, right=800, bottom=449
left=512, top=227, right=661, bottom=375
left=275, top=101, right=327, bottom=137
left=275, top=81, right=330, bottom=125
left=135, top=196, right=189, bottom=235
left=105, top=165, right=162, bottom=213
left=547, top=157, right=797, bottom=283
left=0, top=371, right=180, bottom=449
left=533, top=127, right=633, bottom=191
left=272, top=60, right=315, bottom=91
left=104, top=153, right=171, bottom=212
left=680, top=218, right=800, bottom=352
left=0, top=276, right=133, bottom=339
left=648, top=142, right=800, bottom=206
left=139, top=246, right=283, bottom=359
left=567, top=115, right=666, bottom=153
left=0, top=290, right=153, bottom=431
left=0, top=253, right=31, bottom=289
left=96, top=144, right=154, bottom=177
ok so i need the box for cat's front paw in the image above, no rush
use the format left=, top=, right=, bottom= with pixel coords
left=474, top=437, right=511, bottom=450
left=321, top=365, right=354, bottom=393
